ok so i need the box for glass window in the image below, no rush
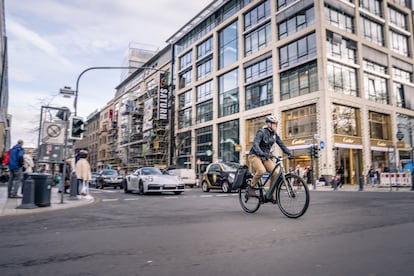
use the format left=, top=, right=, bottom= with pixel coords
left=283, top=105, right=317, bottom=138
left=280, top=61, right=318, bottom=100
left=196, top=126, right=213, bottom=167
left=244, top=0, right=270, bottom=31
left=369, top=111, right=390, bottom=140
left=245, top=56, right=272, bottom=83
left=197, top=80, right=213, bottom=102
left=179, top=50, right=193, bottom=70
left=245, top=78, right=273, bottom=110
left=390, top=30, right=409, bottom=57
left=327, top=61, right=358, bottom=96
left=278, top=6, right=315, bottom=39
left=388, top=6, right=407, bottom=30
left=197, top=59, right=213, bottom=80
left=196, top=100, right=213, bottom=123
left=179, top=69, right=192, bottom=89
left=218, top=21, right=238, bottom=69
left=360, top=0, right=383, bottom=17
left=219, top=69, right=239, bottom=117
left=364, top=72, right=389, bottom=104
left=218, top=120, right=240, bottom=162
left=197, top=37, right=213, bottom=60
left=326, top=32, right=357, bottom=63
left=360, top=16, right=384, bottom=46
left=392, top=67, right=411, bottom=83
left=178, top=108, right=192, bottom=128
left=279, top=33, right=316, bottom=69
left=332, top=105, right=359, bottom=136
left=363, top=59, right=387, bottom=74
left=244, top=23, right=272, bottom=57
left=178, top=90, right=192, bottom=109
left=277, top=0, right=298, bottom=11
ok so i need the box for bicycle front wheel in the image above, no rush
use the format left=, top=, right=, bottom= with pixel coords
left=238, top=178, right=261, bottom=213
left=277, top=173, right=309, bottom=218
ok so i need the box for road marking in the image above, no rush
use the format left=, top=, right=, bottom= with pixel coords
left=216, top=194, right=230, bottom=197
left=124, top=198, right=139, bottom=201
left=102, top=199, right=119, bottom=202
left=164, top=196, right=179, bottom=199
left=200, top=195, right=213, bottom=198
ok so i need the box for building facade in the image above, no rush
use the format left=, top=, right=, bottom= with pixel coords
left=0, top=0, right=10, bottom=156
left=163, top=0, right=414, bottom=184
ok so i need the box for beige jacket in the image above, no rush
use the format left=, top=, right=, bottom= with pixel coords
left=75, top=158, right=92, bottom=181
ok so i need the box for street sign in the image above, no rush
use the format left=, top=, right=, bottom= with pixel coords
left=320, top=141, right=325, bottom=150
left=42, top=121, right=66, bottom=145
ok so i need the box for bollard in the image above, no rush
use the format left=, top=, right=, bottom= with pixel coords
left=16, top=177, right=38, bottom=209
left=69, top=172, right=79, bottom=200
left=359, top=176, right=364, bottom=191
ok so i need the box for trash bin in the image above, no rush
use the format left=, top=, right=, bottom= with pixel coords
left=30, top=173, right=52, bottom=207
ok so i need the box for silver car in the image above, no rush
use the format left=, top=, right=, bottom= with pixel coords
left=124, top=167, right=184, bottom=195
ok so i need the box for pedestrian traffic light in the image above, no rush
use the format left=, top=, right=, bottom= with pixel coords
left=308, top=146, right=313, bottom=157
left=313, top=146, right=319, bottom=159
left=69, top=116, right=85, bottom=140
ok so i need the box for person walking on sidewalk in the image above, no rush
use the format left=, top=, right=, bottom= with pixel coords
left=7, top=139, right=25, bottom=198
left=248, top=115, right=293, bottom=199
left=75, top=150, right=92, bottom=196
left=22, top=149, right=34, bottom=193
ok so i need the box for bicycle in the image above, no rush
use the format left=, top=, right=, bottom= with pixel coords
left=239, top=155, right=310, bottom=218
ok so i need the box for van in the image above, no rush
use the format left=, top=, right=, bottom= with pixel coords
left=165, top=167, right=197, bottom=188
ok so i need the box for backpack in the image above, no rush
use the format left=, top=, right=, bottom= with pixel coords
left=232, top=165, right=251, bottom=190
left=2, top=149, right=11, bottom=166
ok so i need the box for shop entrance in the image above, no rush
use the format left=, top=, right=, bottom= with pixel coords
left=335, top=147, right=362, bottom=185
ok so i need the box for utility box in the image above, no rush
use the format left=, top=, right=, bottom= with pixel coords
left=29, top=173, right=52, bottom=207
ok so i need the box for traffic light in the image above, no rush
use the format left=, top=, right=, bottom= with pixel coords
left=308, top=146, right=313, bottom=157
left=69, top=116, right=85, bottom=140
left=313, top=146, right=319, bottom=159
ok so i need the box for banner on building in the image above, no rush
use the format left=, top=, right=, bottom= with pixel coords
left=158, top=72, right=169, bottom=121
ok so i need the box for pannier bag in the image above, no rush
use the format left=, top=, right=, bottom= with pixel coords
left=232, top=165, right=251, bottom=189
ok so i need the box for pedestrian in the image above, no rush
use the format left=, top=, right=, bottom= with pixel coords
left=58, top=159, right=72, bottom=194
left=306, top=166, right=312, bottom=185
left=7, top=139, right=25, bottom=198
left=75, top=149, right=92, bottom=196
left=336, top=166, right=344, bottom=188
left=368, top=166, right=376, bottom=187
left=22, top=149, right=34, bottom=193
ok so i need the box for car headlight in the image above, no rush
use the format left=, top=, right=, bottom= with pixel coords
left=228, top=173, right=235, bottom=183
left=143, top=176, right=154, bottom=182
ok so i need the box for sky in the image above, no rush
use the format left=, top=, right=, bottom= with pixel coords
left=5, top=0, right=212, bottom=148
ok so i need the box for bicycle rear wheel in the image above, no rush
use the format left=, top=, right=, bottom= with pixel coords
left=239, top=178, right=261, bottom=213
left=277, top=173, right=309, bottom=218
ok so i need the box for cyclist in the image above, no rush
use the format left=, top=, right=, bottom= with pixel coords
left=248, top=115, right=293, bottom=197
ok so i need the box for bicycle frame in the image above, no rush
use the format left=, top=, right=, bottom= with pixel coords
left=258, top=157, right=294, bottom=202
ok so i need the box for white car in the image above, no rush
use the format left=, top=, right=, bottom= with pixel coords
left=164, top=167, right=197, bottom=188
left=123, top=166, right=185, bottom=195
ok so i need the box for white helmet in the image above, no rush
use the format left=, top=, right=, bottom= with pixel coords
left=265, top=115, right=278, bottom=124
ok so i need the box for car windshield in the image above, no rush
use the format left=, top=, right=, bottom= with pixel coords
left=221, top=162, right=239, bottom=171
left=102, top=170, right=118, bottom=176
left=141, top=167, right=162, bottom=175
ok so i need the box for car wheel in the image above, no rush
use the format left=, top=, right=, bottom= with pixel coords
left=222, top=180, right=231, bottom=193
left=201, top=181, right=209, bottom=192
left=138, top=182, right=144, bottom=195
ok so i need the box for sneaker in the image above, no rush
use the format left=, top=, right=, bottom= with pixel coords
left=248, top=187, right=257, bottom=197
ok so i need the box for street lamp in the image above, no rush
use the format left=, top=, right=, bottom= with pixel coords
left=396, top=122, right=414, bottom=191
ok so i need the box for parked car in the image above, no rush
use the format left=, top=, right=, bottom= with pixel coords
left=201, top=161, right=240, bottom=193
left=123, top=166, right=185, bottom=195
left=90, top=172, right=99, bottom=187
left=96, top=169, right=123, bottom=189
left=164, top=166, right=197, bottom=188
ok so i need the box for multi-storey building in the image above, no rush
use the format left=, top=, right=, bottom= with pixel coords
left=163, top=0, right=414, bottom=184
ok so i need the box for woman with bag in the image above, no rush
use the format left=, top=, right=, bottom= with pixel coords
left=75, top=150, right=91, bottom=196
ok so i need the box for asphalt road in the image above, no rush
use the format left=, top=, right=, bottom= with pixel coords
left=0, top=188, right=413, bottom=276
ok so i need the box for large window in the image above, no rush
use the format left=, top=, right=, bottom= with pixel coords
left=277, top=0, right=298, bottom=10
left=196, top=126, right=213, bottom=167
left=197, top=81, right=213, bottom=102
left=388, top=6, right=407, bottom=30
left=332, top=105, right=359, bottom=136
left=178, top=90, right=192, bottom=109
left=390, top=30, right=409, bottom=56
left=360, top=16, right=384, bottom=46
left=244, top=0, right=270, bottom=31
left=197, top=59, right=212, bottom=80
left=364, top=72, right=389, bottom=104
left=178, top=108, right=192, bottom=129
left=197, top=37, right=213, bottom=60
left=283, top=105, right=317, bottom=138
left=279, top=32, right=317, bottom=69
left=196, top=101, right=213, bottom=123
left=218, top=69, right=239, bottom=117
left=326, top=32, right=357, bottom=63
left=244, top=23, right=272, bottom=57
left=327, top=61, right=358, bottom=96
left=280, top=61, right=318, bottom=100
left=179, top=50, right=192, bottom=70
left=360, top=0, right=383, bottom=16
left=325, top=5, right=354, bottom=33
left=279, top=6, right=315, bottom=39
left=245, top=78, right=273, bottom=110
left=179, top=69, right=192, bottom=89
left=218, top=21, right=238, bottom=69
left=369, top=111, right=390, bottom=140
left=245, top=56, right=272, bottom=83
left=218, top=120, right=240, bottom=162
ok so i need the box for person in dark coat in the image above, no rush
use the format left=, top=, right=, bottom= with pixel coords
left=7, top=139, right=25, bottom=198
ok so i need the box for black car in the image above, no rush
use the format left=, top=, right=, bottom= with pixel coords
left=201, top=162, right=240, bottom=193
left=96, top=169, right=123, bottom=189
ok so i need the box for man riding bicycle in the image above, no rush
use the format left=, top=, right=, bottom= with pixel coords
left=248, top=115, right=293, bottom=198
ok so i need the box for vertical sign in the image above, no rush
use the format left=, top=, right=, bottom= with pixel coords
left=158, top=72, right=169, bottom=121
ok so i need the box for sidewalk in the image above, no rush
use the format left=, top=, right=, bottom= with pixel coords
left=311, top=183, right=413, bottom=192
left=0, top=183, right=95, bottom=217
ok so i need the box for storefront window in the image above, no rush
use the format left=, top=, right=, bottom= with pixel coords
left=369, top=111, right=390, bottom=140
left=332, top=105, right=359, bottom=136
left=283, top=105, right=317, bottom=138
left=218, top=120, right=240, bottom=162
